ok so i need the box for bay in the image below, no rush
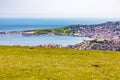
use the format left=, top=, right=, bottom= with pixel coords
left=0, top=34, right=89, bottom=46
left=0, top=18, right=111, bottom=46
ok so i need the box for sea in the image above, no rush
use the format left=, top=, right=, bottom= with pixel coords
left=0, top=18, right=117, bottom=46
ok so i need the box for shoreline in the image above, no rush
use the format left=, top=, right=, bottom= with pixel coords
left=0, top=21, right=120, bottom=40
left=0, top=29, right=92, bottom=38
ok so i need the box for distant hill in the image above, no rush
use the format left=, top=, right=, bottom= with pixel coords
left=66, top=21, right=120, bottom=39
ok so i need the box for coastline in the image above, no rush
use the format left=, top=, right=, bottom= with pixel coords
left=0, top=29, right=91, bottom=38
left=0, top=21, right=120, bottom=51
left=0, top=21, right=120, bottom=40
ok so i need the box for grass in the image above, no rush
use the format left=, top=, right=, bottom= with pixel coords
left=0, top=46, right=120, bottom=80
left=34, top=27, right=69, bottom=35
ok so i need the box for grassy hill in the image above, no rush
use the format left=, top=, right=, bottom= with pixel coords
left=0, top=46, right=120, bottom=80
left=34, top=27, right=69, bottom=35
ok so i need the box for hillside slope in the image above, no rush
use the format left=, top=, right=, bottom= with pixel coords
left=0, top=46, right=120, bottom=80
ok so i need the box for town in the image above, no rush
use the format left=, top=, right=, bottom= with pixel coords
left=67, top=21, right=120, bottom=40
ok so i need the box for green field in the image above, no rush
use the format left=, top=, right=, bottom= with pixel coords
left=0, top=46, right=120, bottom=80
left=34, top=27, right=69, bottom=35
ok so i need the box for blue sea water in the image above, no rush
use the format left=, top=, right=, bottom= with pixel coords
left=0, top=18, right=114, bottom=31
left=0, top=18, right=118, bottom=46
left=0, top=34, right=89, bottom=46
left=0, top=25, right=64, bottom=32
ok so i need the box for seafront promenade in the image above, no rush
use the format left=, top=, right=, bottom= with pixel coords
left=0, top=30, right=35, bottom=35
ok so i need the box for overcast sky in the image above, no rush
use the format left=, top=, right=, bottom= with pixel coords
left=0, top=0, right=120, bottom=18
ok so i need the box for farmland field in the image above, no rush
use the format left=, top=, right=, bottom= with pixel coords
left=0, top=46, right=120, bottom=80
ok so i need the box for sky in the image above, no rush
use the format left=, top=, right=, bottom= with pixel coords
left=0, top=0, right=120, bottom=18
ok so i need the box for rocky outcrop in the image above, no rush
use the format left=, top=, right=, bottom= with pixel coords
left=73, top=39, right=120, bottom=51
